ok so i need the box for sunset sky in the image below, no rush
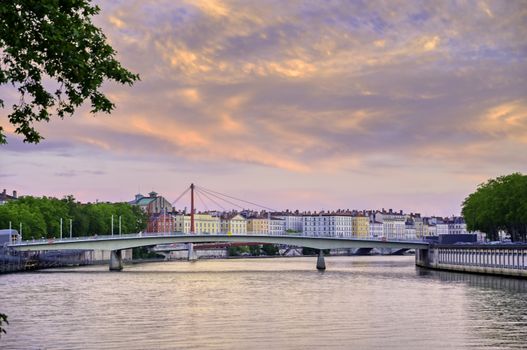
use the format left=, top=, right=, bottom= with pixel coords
left=1, top=0, right=526, bottom=216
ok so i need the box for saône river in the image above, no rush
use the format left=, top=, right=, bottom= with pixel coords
left=1, top=256, right=527, bottom=349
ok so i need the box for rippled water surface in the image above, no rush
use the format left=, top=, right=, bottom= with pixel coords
left=2, top=256, right=527, bottom=349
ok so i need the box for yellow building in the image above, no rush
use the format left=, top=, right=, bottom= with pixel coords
left=221, top=214, right=247, bottom=235
left=174, top=213, right=221, bottom=234
left=351, top=216, right=370, bottom=237
left=413, top=217, right=426, bottom=238
left=247, top=218, right=269, bottom=234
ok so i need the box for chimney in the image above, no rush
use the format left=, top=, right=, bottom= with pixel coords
left=2, top=189, right=5, bottom=195
left=12, top=190, right=17, bottom=199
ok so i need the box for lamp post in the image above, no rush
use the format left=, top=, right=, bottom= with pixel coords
left=69, top=219, right=73, bottom=239
left=119, top=215, right=122, bottom=236
left=111, top=215, right=114, bottom=236
left=60, top=218, right=63, bottom=240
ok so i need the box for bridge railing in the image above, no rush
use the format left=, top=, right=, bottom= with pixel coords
left=433, top=246, right=527, bottom=271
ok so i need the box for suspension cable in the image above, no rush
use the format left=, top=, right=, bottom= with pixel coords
left=197, top=187, right=246, bottom=210
left=171, top=186, right=191, bottom=206
left=196, top=185, right=276, bottom=211
left=195, top=189, right=209, bottom=212
left=195, top=188, right=226, bottom=211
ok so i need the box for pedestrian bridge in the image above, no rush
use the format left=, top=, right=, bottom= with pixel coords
left=9, top=233, right=429, bottom=271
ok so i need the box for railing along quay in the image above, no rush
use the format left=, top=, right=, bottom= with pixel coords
left=416, top=244, right=527, bottom=278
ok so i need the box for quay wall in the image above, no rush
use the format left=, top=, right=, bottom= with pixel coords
left=0, top=247, right=93, bottom=274
left=416, top=244, right=527, bottom=278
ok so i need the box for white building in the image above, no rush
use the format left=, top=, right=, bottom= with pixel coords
left=405, top=226, right=417, bottom=240
left=436, top=223, right=449, bottom=236
left=276, top=215, right=303, bottom=232
left=375, top=211, right=406, bottom=239
left=302, top=214, right=353, bottom=237
left=426, top=224, right=437, bottom=237
left=221, top=213, right=247, bottom=235
left=447, top=217, right=468, bottom=235
left=369, top=221, right=383, bottom=238
left=269, top=217, right=285, bottom=235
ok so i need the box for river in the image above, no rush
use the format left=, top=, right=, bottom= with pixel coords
left=1, top=256, right=527, bottom=349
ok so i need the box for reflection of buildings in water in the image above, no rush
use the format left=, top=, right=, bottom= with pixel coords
left=416, top=267, right=527, bottom=292
left=417, top=267, right=527, bottom=348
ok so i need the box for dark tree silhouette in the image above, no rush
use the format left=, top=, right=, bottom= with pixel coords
left=0, top=0, right=139, bottom=144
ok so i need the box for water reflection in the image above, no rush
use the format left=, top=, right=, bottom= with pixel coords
left=416, top=267, right=527, bottom=292
left=1, top=256, right=526, bottom=350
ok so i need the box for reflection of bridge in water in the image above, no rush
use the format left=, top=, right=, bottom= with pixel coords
left=9, top=233, right=429, bottom=271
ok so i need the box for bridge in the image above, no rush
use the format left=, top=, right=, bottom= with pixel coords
left=9, top=232, right=429, bottom=271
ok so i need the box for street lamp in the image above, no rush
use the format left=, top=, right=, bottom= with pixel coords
left=119, top=215, right=122, bottom=236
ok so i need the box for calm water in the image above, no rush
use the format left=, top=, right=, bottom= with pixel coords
left=1, top=256, right=527, bottom=349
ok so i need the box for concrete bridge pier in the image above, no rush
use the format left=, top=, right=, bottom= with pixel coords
left=109, top=250, right=123, bottom=271
left=415, top=249, right=430, bottom=268
left=188, top=243, right=197, bottom=261
left=317, top=250, right=326, bottom=271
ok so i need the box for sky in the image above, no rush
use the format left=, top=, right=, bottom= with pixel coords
left=1, top=0, right=526, bottom=216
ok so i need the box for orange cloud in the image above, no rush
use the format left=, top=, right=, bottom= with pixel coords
left=188, top=0, right=229, bottom=17
left=108, top=15, right=126, bottom=29
left=219, top=113, right=245, bottom=133
left=422, top=36, right=441, bottom=51
left=477, top=101, right=527, bottom=142
left=179, top=88, right=201, bottom=104
left=267, top=59, right=316, bottom=78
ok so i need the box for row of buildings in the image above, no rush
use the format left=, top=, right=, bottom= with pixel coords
left=130, top=192, right=478, bottom=240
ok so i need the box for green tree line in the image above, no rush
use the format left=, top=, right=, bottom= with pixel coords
left=227, top=244, right=280, bottom=256
left=462, top=173, right=527, bottom=242
left=0, top=196, right=147, bottom=240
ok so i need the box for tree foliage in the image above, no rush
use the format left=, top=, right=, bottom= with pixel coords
left=462, top=173, right=527, bottom=242
left=248, top=244, right=261, bottom=256
left=261, top=244, right=279, bottom=256
left=0, top=0, right=139, bottom=144
left=227, top=245, right=249, bottom=257
left=0, top=196, right=147, bottom=239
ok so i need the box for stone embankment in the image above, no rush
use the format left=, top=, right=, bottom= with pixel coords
left=416, top=244, right=527, bottom=278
